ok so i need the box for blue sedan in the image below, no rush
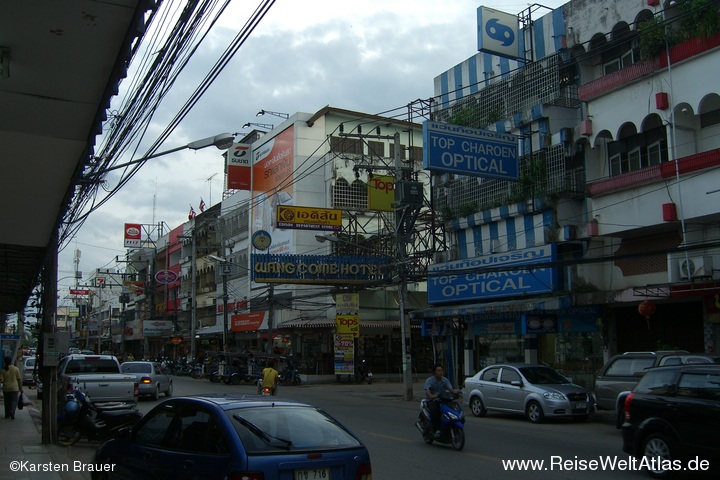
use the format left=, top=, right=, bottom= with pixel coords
left=92, top=395, right=373, bottom=480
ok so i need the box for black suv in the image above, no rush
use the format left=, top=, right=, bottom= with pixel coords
left=622, top=364, right=720, bottom=478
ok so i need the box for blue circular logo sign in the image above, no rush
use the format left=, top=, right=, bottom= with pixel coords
left=155, top=269, right=179, bottom=284
left=252, top=230, right=272, bottom=251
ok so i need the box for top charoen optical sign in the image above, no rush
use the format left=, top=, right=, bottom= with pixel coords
left=422, top=121, right=519, bottom=181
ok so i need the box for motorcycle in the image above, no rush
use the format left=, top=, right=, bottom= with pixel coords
left=415, top=392, right=465, bottom=451
left=281, top=366, right=302, bottom=386
left=355, top=359, right=373, bottom=384
left=57, top=388, right=143, bottom=447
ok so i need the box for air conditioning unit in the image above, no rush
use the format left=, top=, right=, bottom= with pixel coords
left=679, top=257, right=713, bottom=279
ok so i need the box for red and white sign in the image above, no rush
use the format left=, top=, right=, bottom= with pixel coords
left=69, top=289, right=90, bottom=296
left=124, top=223, right=142, bottom=248
left=227, top=142, right=251, bottom=191
left=230, top=311, right=267, bottom=332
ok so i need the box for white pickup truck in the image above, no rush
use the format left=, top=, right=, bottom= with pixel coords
left=59, top=354, right=138, bottom=405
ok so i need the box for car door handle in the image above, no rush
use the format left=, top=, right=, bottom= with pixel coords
left=142, top=451, right=153, bottom=459
left=183, top=460, right=194, bottom=469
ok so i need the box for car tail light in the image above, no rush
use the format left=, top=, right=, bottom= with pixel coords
left=134, top=382, right=139, bottom=398
left=227, top=473, right=264, bottom=480
left=355, top=463, right=372, bottom=480
left=141, top=377, right=152, bottom=384
left=624, top=392, right=634, bottom=422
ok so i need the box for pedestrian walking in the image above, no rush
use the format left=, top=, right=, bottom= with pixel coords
left=1, top=356, right=23, bottom=419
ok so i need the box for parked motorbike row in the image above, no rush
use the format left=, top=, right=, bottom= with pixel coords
left=57, top=388, right=142, bottom=446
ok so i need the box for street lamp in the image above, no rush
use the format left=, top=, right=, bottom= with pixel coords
left=87, top=132, right=235, bottom=178
left=256, top=110, right=289, bottom=119
left=242, top=122, right=274, bottom=130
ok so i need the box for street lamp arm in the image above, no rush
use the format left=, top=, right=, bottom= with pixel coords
left=256, top=110, right=289, bottom=119
left=87, top=132, right=235, bottom=178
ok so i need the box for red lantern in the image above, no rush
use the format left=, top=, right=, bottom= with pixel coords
left=638, top=300, right=657, bottom=319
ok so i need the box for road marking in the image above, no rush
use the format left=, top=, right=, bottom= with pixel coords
left=366, top=432, right=413, bottom=443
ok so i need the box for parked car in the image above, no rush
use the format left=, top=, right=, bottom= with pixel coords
left=120, top=361, right=173, bottom=400
left=92, top=395, right=373, bottom=480
left=622, top=364, right=720, bottom=478
left=595, top=351, right=720, bottom=427
left=462, top=364, right=595, bottom=423
left=19, top=355, right=37, bottom=386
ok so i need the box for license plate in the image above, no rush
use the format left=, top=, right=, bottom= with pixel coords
left=575, top=402, right=587, bottom=409
left=295, top=468, right=329, bottom=480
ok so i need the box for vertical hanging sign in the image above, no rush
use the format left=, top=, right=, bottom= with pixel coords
left=227, top=143, right=252, bottom=190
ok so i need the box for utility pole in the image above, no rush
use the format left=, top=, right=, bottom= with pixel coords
left=394, top=132, right=414, bottom=401
left=338, top=127, right=422, bottom=401
left=266, top=284, right=274, bottom=353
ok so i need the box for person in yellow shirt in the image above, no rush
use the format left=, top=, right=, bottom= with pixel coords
left=259, top=359, right=280, bottom=396
left=2, top=356, right=23, bottom=419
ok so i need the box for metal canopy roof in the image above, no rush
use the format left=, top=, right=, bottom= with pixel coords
left=0, top=0, right=152, bottom=315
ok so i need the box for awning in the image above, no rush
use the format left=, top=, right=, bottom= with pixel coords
left=410, top=296, right=573, bottom=320
left=196, top=324, right=224, bottom=335
left=276, top=319, right=400, bottom=329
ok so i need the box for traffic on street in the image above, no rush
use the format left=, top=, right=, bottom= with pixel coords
left=33, top=375, right=716, bottom=480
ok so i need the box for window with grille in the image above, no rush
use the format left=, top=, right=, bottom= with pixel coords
left=332, top=178, right=368, bottom=210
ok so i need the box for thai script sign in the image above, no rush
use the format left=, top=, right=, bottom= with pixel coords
left=276, top=205, right=342, bottom=231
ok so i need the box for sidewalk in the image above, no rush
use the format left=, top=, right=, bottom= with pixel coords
left=0, top=392, right=89, bottom=480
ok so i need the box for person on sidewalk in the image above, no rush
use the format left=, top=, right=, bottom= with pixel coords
left=1, top=356, right=23, bottom=419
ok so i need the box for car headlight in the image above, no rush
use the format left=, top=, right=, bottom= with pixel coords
left=543, top=392, right=565, bottom=400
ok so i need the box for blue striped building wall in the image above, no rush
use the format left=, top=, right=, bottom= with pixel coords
left=433, top=6, right=566, bottom=108
left=449, top=202, right=551, bottom=260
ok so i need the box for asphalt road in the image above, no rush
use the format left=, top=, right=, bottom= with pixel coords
left=45, top=375, right=715, bottom=480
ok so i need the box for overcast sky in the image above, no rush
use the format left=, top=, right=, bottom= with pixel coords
left=57, top=0, right=566, bottom=299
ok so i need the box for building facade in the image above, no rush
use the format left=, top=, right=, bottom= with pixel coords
left=413, top=0, right=720, bottom=386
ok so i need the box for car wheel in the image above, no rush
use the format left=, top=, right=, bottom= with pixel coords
left=470, top=396, right=487, bottom=417
left=642, top=432, right=677, bottom=479
left=526, top=401, right=544, bottom=423
left=153, top=385, right=160, bottom=401
left=230, top=374, right=241, bottom=385
left=165, top=382, right=173, bottom=397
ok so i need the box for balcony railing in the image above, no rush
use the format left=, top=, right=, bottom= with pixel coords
left=579, top=34, right=720, bottom=102
left=587, top=148, right=720, bottom=197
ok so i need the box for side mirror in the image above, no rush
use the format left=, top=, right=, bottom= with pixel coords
left=510, top=380, right=523, bottom=387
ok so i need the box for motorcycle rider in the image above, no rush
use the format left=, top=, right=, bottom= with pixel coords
left=258, top=359, right=280, bottom=395
left=424, top=363, right=459, bottom=437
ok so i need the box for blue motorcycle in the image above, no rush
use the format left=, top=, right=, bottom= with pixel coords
left=416, top=392, right=465, bottom=451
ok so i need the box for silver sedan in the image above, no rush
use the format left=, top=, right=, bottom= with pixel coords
left=462, top=364, right=595, bottom=423
left=120, top=361, right=173, bottom=400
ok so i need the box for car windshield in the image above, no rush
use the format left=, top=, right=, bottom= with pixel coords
left=228, top=405, right=362, bottom=453
left=519, top=366, right=570, bottom=384
left=121, top=363, right=152, bottom=374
